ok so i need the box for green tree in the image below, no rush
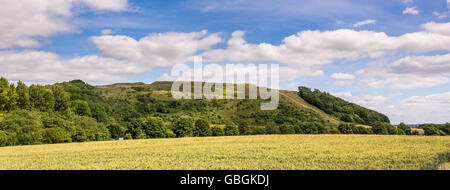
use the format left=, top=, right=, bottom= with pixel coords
left=224, top=122, right=239, bottom=136
left=16, top=81, right=30, bottom=109
left=211, top=126, right=225, bottom=136
left=422, top=124, right=446, bottom=136
left=338, top=123, right=354, bottom=134
left=237, top=120, right=251, bottom=135
left=107, top=123, right=126, bottom=138
left=142, top=117, right=167, bottom=138
left=165, top=129, right=176, bottom=138
left=71, top=100, right=92, bottom=116
left=280, top=124, right=295, bottom=134
left=398, top=122, right=411, bottom=135
left=194, top=119, right=211, bottom=137
left=265, top=125, right=281, bottom=134
left=173, top=116, right=195, bottom=137
left=42, top=128, right=66, bottom=144
left=0, top=77, right=10, bottom=111
left=52, top=85, right=70, bottom=113
left=302, top=122, right=319, bottom=134
left=371, top=122, right=389, bottom=135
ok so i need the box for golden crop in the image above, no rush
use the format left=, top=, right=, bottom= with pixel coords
left=0, top=134, right=449, bottom=170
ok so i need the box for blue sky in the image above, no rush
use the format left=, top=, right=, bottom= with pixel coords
left=1, top=0, right=450, bottom=124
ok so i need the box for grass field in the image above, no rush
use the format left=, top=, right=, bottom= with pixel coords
left=0, top=134, right=449, bottom=170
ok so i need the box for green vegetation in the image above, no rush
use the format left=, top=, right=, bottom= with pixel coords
left=298, top=86, right=390, bottom=125
left=0, top=135, right=448, bottom=170
left=0, top=77, right=448, bottom=147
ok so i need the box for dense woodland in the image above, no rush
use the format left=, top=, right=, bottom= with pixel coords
left=298, top=86, right=390, bottom=125
left=0, top=77, right=448, bottom=147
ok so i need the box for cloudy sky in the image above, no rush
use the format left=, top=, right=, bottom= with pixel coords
left=1, top=0, right=450, bottom=124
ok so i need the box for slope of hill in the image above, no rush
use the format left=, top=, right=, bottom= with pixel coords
left=94, top=81, right=337, bottom=128
left=0, top=77, right=401, bottom=147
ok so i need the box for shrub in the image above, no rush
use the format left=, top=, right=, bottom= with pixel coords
left=371, top=122, right=389, bottom=135
left=211, top=126, right=225, bottom=136
left=265, top=125, right=281, bottom=134
left=317, top=125, right=329, bottom=134
left=293, top=125, right=304, bottom=134
left=70, top=100, right=92, bottom=117
left=194, top=119, right=211, bottom=137
left=107, top=123, right=126, bottom=138
left=329, top=128, right=341, bottom=134
left=237, top=120, right=251, bottom=135
left=42, top=128, right=66, bottom=144
left=301, top=122, right=320, bottom=134
left=224, top=122, right=239, bottom=136
left=165, top=129, right=176, bottom=138
left=338, top=124, right=354, bottom=134
left=173, top=116, right=195, bottom=137
left=249, top=126, right=266, bottom=135
left=423, top=125, right=446, bottom=136
left=142, top=117, right=167, bottom=138
left=396, top=128, right=406, bottom=135
left=0, top=131, right=16, bottom=146
left=280, top=124, right=295, bottom=134
left=398, top=122, right=411, bottom=135
left=124, top=133, right=133, bottom=140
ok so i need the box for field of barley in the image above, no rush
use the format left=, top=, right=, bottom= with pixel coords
left=0, top=134, right=449, bottom=170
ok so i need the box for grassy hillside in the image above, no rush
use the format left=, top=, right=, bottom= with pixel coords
left=95, top=81, right=342, bottom=128
left=0, top=134, right=449, bottom=170
left=3, top=77, right=425, bottom=147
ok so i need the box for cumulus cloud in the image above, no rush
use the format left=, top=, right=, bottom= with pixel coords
left=203, top=25, right=450, bottom=70
left=402, top=7, right=419, bottom=15
left=356, top=53, right=450, bottom=89
left=422, top=22, right=450, bottom=36
left=353, top=19, right=376, bottom=28
left=332, top=91, right=388, bottom=110
left=0, top=51, right=136, bottom=83
left=330, top=73, right=356, bottom=86
left=0, top=0, right=129, bottom=49
left=91, top=30, right=222, bottom=67
left=0, top=30, right=222, bottom=83
left=390, top=54, right=450, bottom=75
left=330, top=73, right=356, bottom=80
left=381, top=92, right=450, bottom=124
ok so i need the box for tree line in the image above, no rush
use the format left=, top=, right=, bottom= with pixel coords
left=298, top=86, right=390, bottom=125
left=0, top=77, right=449, bottom=147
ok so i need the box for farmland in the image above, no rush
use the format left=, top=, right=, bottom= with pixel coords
left=0, top=134, right=449, bottom=170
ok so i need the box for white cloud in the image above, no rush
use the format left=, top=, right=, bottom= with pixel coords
left=330, top=73, right=356, bottom=86
left=91, top=30, right=222, bottom=67
left=356, top=53, right=450, bottom=89
left=390, top=54, right=450, bottom=75
left=203, top=25, right=450, bottom=71
left=332, top=91, right=353, bottom=99
left=0, top=51, right=136, bottom=83
left=330, top=73, right=356, bottom=80
left=422, top=22, right=450, bottom=36
left=0, top=0, right=129, bottom=49
left=331, top=92, right=388, bottom=110
left=100, top=29, right=114, bottom=35
left=381, top=92, right=450, bottom=124
left=353, top=19, right=376, bottom=28
left=402, top=7, right=419, bottom=15
left=433, top=11, right=448, bottom=19
left=403, top=0, right=413, bottom=4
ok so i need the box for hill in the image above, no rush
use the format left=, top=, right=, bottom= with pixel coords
left=94, top=81, right=342, bottom=128
left=3, top=77, right=438, bottom=147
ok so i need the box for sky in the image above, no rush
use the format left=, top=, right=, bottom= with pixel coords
left=0, top=0, right=450, bottom=124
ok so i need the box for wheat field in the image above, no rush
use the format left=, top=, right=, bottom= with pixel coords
left=0, top=134, right=449, bottom=170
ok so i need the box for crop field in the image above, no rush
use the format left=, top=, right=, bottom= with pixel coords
left=0, top=135, right=449, bottom=170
